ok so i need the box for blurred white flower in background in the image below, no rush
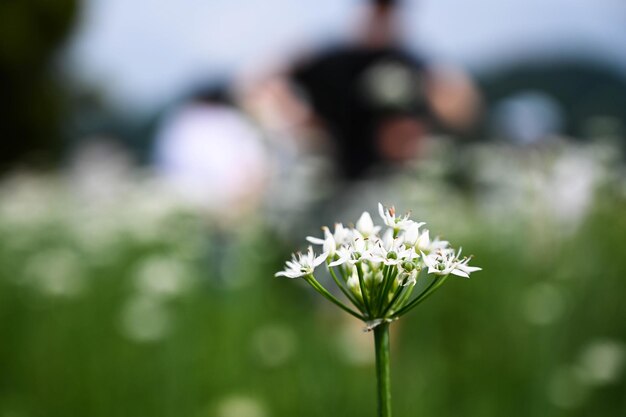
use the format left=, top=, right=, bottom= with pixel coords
left=134, top=255, right=194, bottom=299
left=469, top=140, right=617, bottom=236
left=69, top=139, right=135, bottom=203
left=24, top=249, right=85, bottom=297
left=0, top=173, right=66, bottom=232
left=214, top=395, right=267, bottom=417
left=122, top=255, right=199, bottom=343
left=548, top=339, right=625, bottom=409
left=539, top=146, right=601, bottom=228
left=577, top=339, right=625, bottom=386
left=547, top=365, right=589, bottom=409
left=120, top=295, right=172, bottom=343
left=250, top=323, right=297, bottom=368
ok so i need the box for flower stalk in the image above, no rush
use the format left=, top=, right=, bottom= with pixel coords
left=374, top=322, right=392, bottom=417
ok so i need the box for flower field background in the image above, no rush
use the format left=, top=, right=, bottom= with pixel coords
left=1, top=143, right=625, bottom=417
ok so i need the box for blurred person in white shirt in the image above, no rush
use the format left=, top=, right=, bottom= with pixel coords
left=154, top=86, right=270, bottom=220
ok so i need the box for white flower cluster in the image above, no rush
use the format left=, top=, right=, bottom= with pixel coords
left=276, top=203, right=481, bottom=323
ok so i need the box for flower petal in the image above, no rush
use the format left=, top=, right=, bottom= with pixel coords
left=451, top=269, right=470, bottom=278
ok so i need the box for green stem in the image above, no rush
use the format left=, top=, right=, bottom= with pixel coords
left=391, top=275, right=449, bottom=318
left=329, top=265, right=363, bottom=311
left=305, top=275, right=365, bottom=320
left=375, top=265, right=391, bottom=313
left=356, top=263, right=372, bottom=318
left=374, top=322, right=392, bottom=417
left=380, top=278, right=408, bottom=317
left=376, top=265, right=396, bottom=315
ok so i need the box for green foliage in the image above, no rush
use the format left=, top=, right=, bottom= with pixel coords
left=0, top=180, right=625, bottom=417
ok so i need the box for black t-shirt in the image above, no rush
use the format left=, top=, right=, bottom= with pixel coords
left=291, top=45, right=430, bottom=179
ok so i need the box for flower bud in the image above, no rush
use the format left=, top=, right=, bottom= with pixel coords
left=401, top=261, right=414, bottom=271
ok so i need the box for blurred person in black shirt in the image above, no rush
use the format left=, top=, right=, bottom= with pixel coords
left=285, top=0, right=480, bottom=180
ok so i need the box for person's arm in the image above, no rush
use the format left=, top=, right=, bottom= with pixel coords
left=426, top=65, right=483, bottom=132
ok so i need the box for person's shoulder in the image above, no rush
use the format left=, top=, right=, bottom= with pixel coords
left=293, top=42, right=360, bottom=70
left=290, top=42, right=362, bottom=86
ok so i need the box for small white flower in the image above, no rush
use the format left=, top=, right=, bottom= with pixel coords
left=275, top=246, right=328, bottom=279
left=307, top=226, right=337, bottom=256
left=402, top=223, right=428, bottom=248
left=378, top=203, right=413, bottom=230
left=355, top=211, right=380, bottom=237
left=352, top=236, right=369, bottom=255
left=421, top=249, right=481, bottom=278
left=427, top=236, right=450, bottom=253
left=414, top=229, right=431, bottom=251
left=328, top=245, right=354, bottom=267
left=332, top=223, right=353, bottom=246
left=381, top=228, right=394, bottom=249
left=422, top=249, right=454, bottom=276
left=454, top=257, right=482, bottom=278
left=402, top=222, right=419, bottom=245
left=367, top=239, right=411, bottom=266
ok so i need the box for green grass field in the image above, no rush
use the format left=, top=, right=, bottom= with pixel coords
left=1, top=171, right=625, bottom=417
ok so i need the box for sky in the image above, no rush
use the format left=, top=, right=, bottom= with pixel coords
left=65, top=0, right=626, bottom=112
